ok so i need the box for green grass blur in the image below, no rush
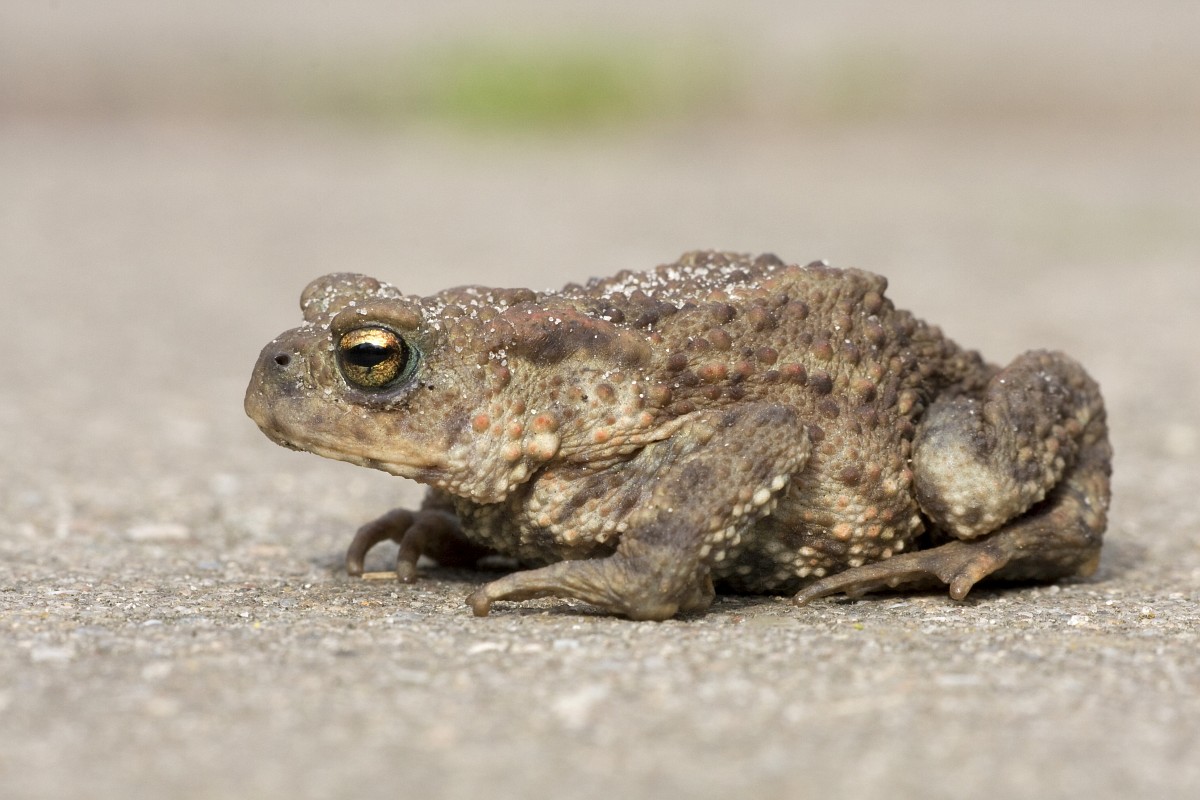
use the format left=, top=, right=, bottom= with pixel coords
left=303, top=38, right=735, bottom=131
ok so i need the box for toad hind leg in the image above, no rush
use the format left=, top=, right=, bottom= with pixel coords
left=468, top=404, right=811, bottom=620
left=794, top=351, right=1111, bottom=606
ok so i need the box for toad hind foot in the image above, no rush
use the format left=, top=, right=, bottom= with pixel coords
left=794, top=415, right=1109, bottom=606
left=794, top=349, right=1112, bottom=608
left=791, top=537, right=1012, bottom=605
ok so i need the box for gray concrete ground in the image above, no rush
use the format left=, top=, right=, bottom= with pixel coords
left=2, top=3, right=1198, bottom=799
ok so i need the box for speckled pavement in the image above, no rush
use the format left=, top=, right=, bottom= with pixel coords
left=2, top=3, right=1199, bottom=799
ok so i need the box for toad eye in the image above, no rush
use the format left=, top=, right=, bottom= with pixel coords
left=337, top=327, right=417, bottom=390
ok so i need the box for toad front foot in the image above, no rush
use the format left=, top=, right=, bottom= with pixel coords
left=467, top=403, right=810, bottom=619
left=345, top=506, right=492, bottom=582
left=465, top=554, right=717, bottom=621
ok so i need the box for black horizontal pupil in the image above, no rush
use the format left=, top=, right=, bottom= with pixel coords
left=346, top=342, right=395, bottom=368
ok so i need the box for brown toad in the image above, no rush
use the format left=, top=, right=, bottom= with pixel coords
left=245, top=251, right=1111, bottom=619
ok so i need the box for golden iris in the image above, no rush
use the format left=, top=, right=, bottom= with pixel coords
left=337, top=328, right=414, bottom=390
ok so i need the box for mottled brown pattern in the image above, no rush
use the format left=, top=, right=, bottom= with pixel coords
left=246, top=251, right=1111, bottom=619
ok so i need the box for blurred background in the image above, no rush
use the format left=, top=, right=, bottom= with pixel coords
left=2, top=2, right=1199, bottom=798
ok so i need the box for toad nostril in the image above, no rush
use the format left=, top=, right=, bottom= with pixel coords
left=274, top=354, right=291, bottom=367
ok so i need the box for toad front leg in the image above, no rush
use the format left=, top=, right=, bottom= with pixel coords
left=794, top=350, right=1111, bottom=605
left=346, top=490, right=494, bottom=582
left=467, top=404, right=811, bottom=620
